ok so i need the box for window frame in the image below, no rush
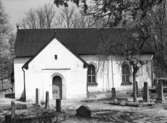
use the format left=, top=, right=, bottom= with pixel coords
left=121, top=62, right=132, bottom=86
left=87, top=64, right=97, bottom=86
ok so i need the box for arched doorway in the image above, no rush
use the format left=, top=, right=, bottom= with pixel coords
left=52, top=76, right=62, bottom=99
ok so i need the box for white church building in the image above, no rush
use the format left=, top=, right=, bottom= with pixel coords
left=14, top=28, right=154, bottom=103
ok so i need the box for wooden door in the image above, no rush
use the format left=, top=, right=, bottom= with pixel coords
left=52, top=76, right=62, bottom=99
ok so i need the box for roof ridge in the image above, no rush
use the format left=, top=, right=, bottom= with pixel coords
left=17, top=28, right=56, bottom=31
left=17, top=27, right=129, bottom=31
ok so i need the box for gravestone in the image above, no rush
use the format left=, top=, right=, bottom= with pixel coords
left=56, top=99, right=61, bottom=112
left=143, top=82, right=149, bottom=102
left=76, top=105, right=91, bottom=118
left=36, top=88, right=39, bottom=105
left=156, top=81, right=164, bottom=103
left=45, top=91, right=49, bottom=109
left=111, top=87, right=116, bottom=99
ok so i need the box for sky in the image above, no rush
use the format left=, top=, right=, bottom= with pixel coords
left=1, top=0, right=54, bottom=30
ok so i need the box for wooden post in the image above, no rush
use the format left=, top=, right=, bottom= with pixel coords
left=11, top=101, right=16, bottom=123
left=45, top=91, right=49, bottom=109
left=133, top=81, right=137, bottom=102
left=136, top=81, right=139, bottom=97
left=157, top=81, right=164, bottom=103
left=56, top=99, right=61, bottom=112
left=35, top=88, right=39, bottom=105
left=111, top=88, right=116, bottom=99
left=143, top=82, right=149, bottom=102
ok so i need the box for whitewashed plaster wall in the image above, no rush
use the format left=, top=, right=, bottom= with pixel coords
left=14, top=58, right=30, bottom=99
left=81, top=55, right=153, bottom=92
left=14, top=37, right=153, bottom=102
left=15, top=38, right=87, bottom=103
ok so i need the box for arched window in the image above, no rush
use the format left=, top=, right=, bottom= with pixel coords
left=121, top=62, right=132, bottom=85
left=88, top=64, right=97, bottom=85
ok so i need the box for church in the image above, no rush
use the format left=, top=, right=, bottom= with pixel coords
left=14, top=28, right=154, bottom=103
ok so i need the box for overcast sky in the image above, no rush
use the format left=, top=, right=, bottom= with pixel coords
left=1, top=0, right=54, bottom=30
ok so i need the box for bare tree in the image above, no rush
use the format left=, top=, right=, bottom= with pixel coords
left=21, top=9, right=38, bottom=29
left=56, top=4, right=76, bottom=28
left=21, top=4, right=56, bottom=29
left=21, top=2, right=97, bottom=29
left=55, top=2, right=96, bottom=28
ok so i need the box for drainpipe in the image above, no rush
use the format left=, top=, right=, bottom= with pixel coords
left=111, top=57, right=116, bottom=99
left=86, top=68, right=89, bottom=98
left=22, top=67, right=26, bottom=102
left=111, top=59, right=114, bottom=88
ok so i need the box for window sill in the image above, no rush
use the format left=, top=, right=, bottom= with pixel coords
left=88, top=82, right=98, bottom=86
left=121, top=82, right=132, bottom=86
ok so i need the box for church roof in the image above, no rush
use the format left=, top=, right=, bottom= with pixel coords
left=15, top=28, right=154, bottom=58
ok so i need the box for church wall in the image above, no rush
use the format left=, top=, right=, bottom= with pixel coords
left=15, top=38, right=87, bottom=103
left=81, top=55, right=153, bottom=93
left=14, top=58, right=30, bottom=100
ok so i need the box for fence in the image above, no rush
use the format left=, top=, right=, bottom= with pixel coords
left=152, top=77, right=167, bottom=88
left=5, top=91, right=62, bottom=123
left=5, top=100, right=58, bottom=123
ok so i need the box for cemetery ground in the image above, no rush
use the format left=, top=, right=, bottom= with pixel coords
left=0, top=95, right=167, bottom=123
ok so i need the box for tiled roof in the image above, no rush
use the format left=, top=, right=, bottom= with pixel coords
left=15, top=28, right=154, bottom=58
